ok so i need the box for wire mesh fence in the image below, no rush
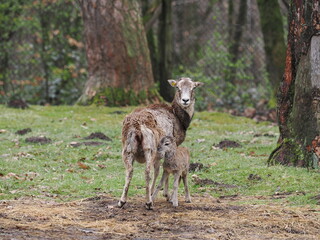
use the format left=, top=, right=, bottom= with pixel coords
left=172, top=0, right=271, bottom=110
left=1, top=0, right=286, bottom=111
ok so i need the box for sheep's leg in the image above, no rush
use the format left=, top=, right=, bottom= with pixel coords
left=163, top=174, right=169, bottom=200
left=182, top=173, right=191, bottom=203
left=151, top=158, right=161, bottom=193
left=171, top=172, right=181, bottom=207
left=152, top=170, right=168, bottom=201
left=118, top=152, right=134, bottom=208
left=144, top=149, right=154, bottom=210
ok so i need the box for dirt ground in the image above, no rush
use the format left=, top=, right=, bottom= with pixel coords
left=1, top=195, right=320, bottom=240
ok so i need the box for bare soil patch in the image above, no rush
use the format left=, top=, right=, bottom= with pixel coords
left=189, top=163, right=205, bottom=172
left=1, top=195, right=319, bottom=240
left=25, top=136, right=52, bottom=144
left=215, top=140, right=242, bottom=149
left=15, top=128, right=32, bottom=135
left=84, top=132, right=112, bottom=141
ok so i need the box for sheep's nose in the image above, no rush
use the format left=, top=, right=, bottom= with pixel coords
left=182, top=98, right=189, bottom=104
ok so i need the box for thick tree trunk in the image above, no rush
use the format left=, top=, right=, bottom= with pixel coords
left=269, top=0, right=320, bottom=167
left=257, top=0, right=286, bottom=96
left=78, top=0, right=154, bottom=104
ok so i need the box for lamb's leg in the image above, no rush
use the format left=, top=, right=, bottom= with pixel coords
left=152, top=170, right=168, bottom=201
left=171, top=172, right=181, bottom=207
left=182, top=173, right=191, bottom=203
left=144, top=149, right=154, bottom=210
left=118, top=152, right=134, bottom=208
left=151, top=158, right=161, bottom=193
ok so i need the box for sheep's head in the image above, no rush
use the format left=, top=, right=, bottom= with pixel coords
left=168, top=77, right=204, bottom=108
left=157, top=136, right=176, bottom=158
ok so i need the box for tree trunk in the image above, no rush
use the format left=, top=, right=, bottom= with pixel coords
left=257, top=0, right=286, bottom=97
left=78, top=0, right=154, bottom=104
left=141, top=0, right=161, bottom=84
left=269, top=0, right=320, bottom=167
left=158, top=0, right=174, bottom=102
left=227, top=0, right=247, bottom=84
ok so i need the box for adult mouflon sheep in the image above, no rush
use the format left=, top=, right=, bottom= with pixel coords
left=152, top=136, right=191, bottom=207
left=118, top=77, right=203, bottom=209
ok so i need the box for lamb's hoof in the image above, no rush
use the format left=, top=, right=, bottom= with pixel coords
left=118, top=200, right=126, bottom=208
left=185, top=199, right=192, bottom=203
left=145, top=202, right=153, bottom=210
left=172, top=203, right=178, bottom=207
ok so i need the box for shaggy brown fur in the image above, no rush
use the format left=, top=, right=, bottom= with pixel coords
left=118, top=78, right=203, bottom=209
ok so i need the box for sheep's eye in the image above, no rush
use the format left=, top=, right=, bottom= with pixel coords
left=176, top=87, right=181, bottom=92
left=164, top=142, right=170, bottom=146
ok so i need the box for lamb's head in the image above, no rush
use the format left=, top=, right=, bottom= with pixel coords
left=157, top=136, right=176, bottom=159
left=168, top=77, right=204, bottom=109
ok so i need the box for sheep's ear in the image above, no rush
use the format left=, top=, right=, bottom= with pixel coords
left=168, top=79, right=177, bottom=87
left=194, top=82, right=204, bottom=88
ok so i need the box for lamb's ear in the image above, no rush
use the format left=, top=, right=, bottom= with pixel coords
left=194, top=82, right=204, bottom=88
left=168, top=79, right=177, bottom=87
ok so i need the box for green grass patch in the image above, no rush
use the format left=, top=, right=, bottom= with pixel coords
left=0, top=105, right=319, bottom=206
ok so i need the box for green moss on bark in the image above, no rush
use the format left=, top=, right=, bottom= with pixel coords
left=268, top=138, right=313, bottom=167
left=91, top=86, right=162, bottom=107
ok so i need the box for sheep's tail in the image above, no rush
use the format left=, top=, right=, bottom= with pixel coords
left=123, top=124, right=142, bottom=154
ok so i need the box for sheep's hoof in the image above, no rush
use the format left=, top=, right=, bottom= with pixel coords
left=172, top=203, right=178, bottom=207
left=163, top=193, right=169, bottom=200
left=145, top=202, right=153, bottom=210
left=185, top=198, right=192, bottom=203
left=118, top=200, right=126, bottom=208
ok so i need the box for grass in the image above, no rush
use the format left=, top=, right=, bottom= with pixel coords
left=0, top=105, right=319, bottom=206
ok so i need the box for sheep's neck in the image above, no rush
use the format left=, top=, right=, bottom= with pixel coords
left=164, top=148, right=177, bottom=168
left=164, top=149, right=176, bottom=161
left=172, top=101, right=194, bottom=131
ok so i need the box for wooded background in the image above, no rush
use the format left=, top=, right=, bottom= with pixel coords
left=0, top=0, right=288, bottom=110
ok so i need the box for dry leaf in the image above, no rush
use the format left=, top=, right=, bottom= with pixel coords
left=77, top=162, right=90, bottom=170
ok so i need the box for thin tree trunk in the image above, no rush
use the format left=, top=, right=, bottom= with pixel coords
left=39, top=2, right=50, bottom=104
left=228, top=0, right=247, bottom=84
left=142, top=0, right=161, bottom=83
left=269, top=0, right=320, bottom=167
left=78, top=0, right=154, bottom=104
left=158, top=0, right=174, bottom=102
left=228, top=0, right=234, bottom=41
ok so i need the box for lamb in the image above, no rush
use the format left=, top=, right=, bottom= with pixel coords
left=118, top=77, right=203, bottom=209
left=152, top=136, right=191, bottom=207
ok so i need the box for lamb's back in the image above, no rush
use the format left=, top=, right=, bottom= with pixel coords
left=163, top=146, right=190, bottom=172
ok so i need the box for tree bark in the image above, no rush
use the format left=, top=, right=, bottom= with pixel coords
left=158, top=0, right=174, bottom=102
left=227, top=0, right=247, bottom=84
left=78, top=0, right=154, bottom=104
left=269, top=0, right=320, bottom=167
left=257, top=0, right=286, bottom=96
left=141, top=0, right=161, bottom=84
